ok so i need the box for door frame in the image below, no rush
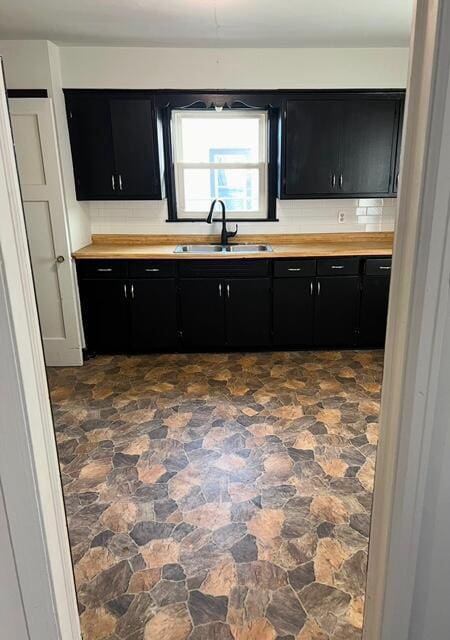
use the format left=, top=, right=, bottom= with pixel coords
left=0, top=62, right=81, bottom=639
left=1, top=1, right=450, bottom=638
left=364, top=1, right=450, bottom=638
left=9, top=97, right=84, bottom=366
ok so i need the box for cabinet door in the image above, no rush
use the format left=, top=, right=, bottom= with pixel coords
left=225, top=279, right=271, bottom=347
left=79, top=279, right=129, bottom=353
left=340, top=99, right=398, bottom=195
left=179, top=279, right=225, bottom=348
left=283, top=99, right=341, bottom=197
left=393, top=101, right=404, bottom=195
left=130, top=279, right=178, bottom=351
left=110, top=98, right=160, bottom=198
left=66, top=93, right=116, bottom=199
left=359, top=276, right=390, bottom=347
left=315, top=276, right=360, bottom=347
left=273, top=278, right=314, bottom=346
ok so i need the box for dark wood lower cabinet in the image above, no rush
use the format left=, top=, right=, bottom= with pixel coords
left=314, top=276, right=361, bottom=347
left=225, top=278, right=271, bottom=347
left=179, top=278, right=225, bottom=348
left=80, top=279, right=130, bottom=353
left=273, top=278, right=315, bottom=346
left=130, top=279, right=178, bottom=351
left=359, top=275, right=391, bottom=347
left=77, top=256, right=390, bottom=354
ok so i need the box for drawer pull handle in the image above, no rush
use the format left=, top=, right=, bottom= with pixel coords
left=97, top=268, right=113, bottom=272
left=288, top=268, right=302, bottom=272
left=317, top=281, right=321, bottom=295
left=331, top=265, right=345, bottom=269
left=123, top=284, right=127, bottom=299
left=131, top=283, right=135, bottom=299
left=379, top=266, right=391, bottom=270
left=226, top=283, right=230, bottom=299
left=218, top=283, right=222, bottom=297
left=145, top=268, right=160, bottom=272
left=310, top=281, right=313, bottom=295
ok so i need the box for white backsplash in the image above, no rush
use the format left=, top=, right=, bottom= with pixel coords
left=89, top=198, right=396, bottom=236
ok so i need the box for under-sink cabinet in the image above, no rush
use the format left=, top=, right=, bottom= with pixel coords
left=76, top=256, right=391, bottom=354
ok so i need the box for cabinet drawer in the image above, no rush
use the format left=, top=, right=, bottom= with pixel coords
left=77, top=260, right=128, bottom=279
left=274, top=259, right=316, bottom=277
left=317, top=257, right=360, bottom=276
left=179, top=259, right=270, bottom=278
left=365, top=258, right=392, bottom=275
left=129, top=260, right=176, bottom=278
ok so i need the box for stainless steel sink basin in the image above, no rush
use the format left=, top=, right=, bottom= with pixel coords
left=174, top=244, right=272, bottom=254
left=225, top=244, right=273, bottom=253
left=174, top=245, right=224, bottom=254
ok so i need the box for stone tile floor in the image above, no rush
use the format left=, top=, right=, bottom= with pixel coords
left=48, top=350, right=383, bottom=640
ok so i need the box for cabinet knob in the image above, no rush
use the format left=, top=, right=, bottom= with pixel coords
left=56, top=255, right=65, bottom=263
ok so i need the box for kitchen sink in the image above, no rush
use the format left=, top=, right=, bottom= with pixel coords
left=174, top=244, right=224, bottom=254
left=174, top=244, right=273, bottom=254
left=225, top=244, right=272, bottom=253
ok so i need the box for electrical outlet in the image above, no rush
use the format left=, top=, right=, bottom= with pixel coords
left=338, top=211, right=346, bottom=224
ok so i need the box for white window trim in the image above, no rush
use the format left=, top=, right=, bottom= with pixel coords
left=171, top=109, right=268, bottom=220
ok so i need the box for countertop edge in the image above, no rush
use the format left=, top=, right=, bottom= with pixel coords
left=73, top=233, right=394, bottom=260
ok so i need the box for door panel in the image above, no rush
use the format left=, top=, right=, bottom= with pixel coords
left=359, top=276, right=391, bottom=347
left=9, top=99, right=83, bottom=365
left=283, top=99, right=341, bottom=196
left=273, top=278, right=314, bottom=346
left=315, top=276, right=360, bottom=347
left=225, top=278, right=271, bottom=347
left=340, top=99, right=397, bottom=195
left=80, top=280, right=129, bottom=353
left=66, top=93, right=115, bottom=199
left=180, top=278, right=225, bottom=348
left=110, top=98, right=159, bottom=198
left=130, top=279, right=178, bottom=351
left=22, top=202, right=65, bottom=338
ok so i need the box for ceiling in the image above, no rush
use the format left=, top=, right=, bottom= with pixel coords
left=0, top=0, right=413, bottom=48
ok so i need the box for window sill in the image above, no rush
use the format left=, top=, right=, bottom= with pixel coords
left=166, top=218, right=279, bottom=223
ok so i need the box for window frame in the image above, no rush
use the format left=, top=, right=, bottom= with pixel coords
left=171, top=109, right=268, bottom=220
left=159, top=95, right=279, bottom=223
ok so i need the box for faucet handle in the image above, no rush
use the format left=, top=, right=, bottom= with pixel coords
left=231, top=224, right=238, bottom=237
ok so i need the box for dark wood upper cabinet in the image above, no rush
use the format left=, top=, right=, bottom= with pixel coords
left=64, top=90, right=164, bottom=200
left=283, top=100, right=341, bottom=197
left=65, top=93, right=116, bottom=199
left=340, top=99, right=398, bottom=195
left=280, top=92, right=404, bottom=199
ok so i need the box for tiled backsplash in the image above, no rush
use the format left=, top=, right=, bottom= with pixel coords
left=89, top=198, right=396, bottom=236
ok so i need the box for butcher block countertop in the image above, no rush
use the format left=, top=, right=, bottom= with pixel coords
left=73, top=232, right=394, bottom=260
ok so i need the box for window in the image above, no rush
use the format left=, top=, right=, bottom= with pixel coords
left=171, top=110, right=268, bottom=220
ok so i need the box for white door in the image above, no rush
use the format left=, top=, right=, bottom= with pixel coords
left=9, top=98, right=83, bottom=366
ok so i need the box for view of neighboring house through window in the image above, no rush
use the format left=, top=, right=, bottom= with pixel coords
left=171, top=110, right=268, bottom=219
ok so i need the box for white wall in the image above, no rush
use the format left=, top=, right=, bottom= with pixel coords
left=0, top=40, right=91, bottom=251
left=60, top=46, right=409, bottom=90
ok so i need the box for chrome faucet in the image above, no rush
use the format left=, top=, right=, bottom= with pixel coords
left=206, top=199, right=238, bottom=246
